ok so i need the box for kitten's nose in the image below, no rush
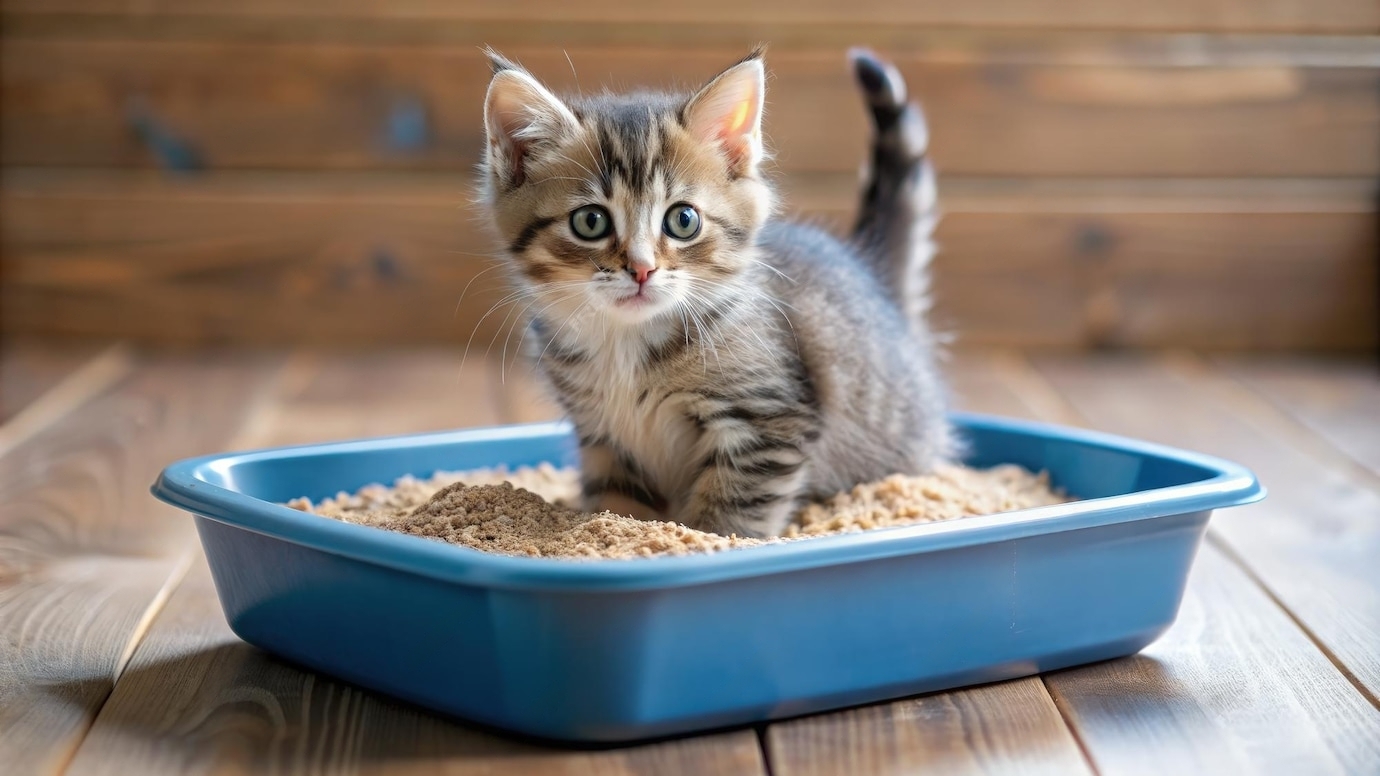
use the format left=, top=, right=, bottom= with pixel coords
left=629, top=265, right=657, bottom=285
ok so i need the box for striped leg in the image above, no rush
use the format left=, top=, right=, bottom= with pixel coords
left=579, top=440, right=666, bottom=522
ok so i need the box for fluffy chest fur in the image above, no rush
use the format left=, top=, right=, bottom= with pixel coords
left=534, top=322, right=708, bottom=506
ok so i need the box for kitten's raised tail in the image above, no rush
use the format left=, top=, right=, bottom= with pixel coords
left=848, top=48, right=939, bottom=328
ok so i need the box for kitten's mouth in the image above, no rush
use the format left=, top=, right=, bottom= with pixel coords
left=608, top=286, right=674, bottom=319
left=614, top=291, right=654, bottom=308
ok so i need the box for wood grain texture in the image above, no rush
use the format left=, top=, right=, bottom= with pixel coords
left=8, top=15, right=1379, bottom=65
left=0, top=341, right=132, bottom=456
left=951, top=351, right=1380, bottom=773
left=1, top=171, right=498, bottom=348
left=5, top=1, right=1377, bottom=38
left=1048, top=544, right=1380, bottom=775
left=245, top=350, right=502, bottom=448
left=0, top=337, right=108, bottom=420
left=67, top=556, right=767, bottom=776
left=0, top=352, right=283, bottom=776
left=4, top=172, right=1373, bottom=350
left=766, top=678, right=1091, bottom=776
left=66, top=352, right=767, bottom=775
left=1028, top=353, right=1380, bottom=706
left=3, top=39, right=1377, bottom=177
left=1220, top=357, right=1380, bottom=479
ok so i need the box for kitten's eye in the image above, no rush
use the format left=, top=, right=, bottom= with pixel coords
left=663, top=204, right=701, bottom=240
left=569, top=205, right=612, bottom=240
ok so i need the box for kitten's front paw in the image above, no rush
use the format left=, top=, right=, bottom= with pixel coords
left=589, top=491, right=664, bottom=522
left=675, top=503, right=781, bottom=540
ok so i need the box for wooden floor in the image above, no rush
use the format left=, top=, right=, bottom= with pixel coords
left=3, top=340, right=1379, bottom=775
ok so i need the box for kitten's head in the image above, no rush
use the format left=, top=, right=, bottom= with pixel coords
left=480, top=49, right=774, bottom=325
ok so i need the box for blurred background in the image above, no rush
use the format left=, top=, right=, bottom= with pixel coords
left=1, top=1, right=1377, bottom=354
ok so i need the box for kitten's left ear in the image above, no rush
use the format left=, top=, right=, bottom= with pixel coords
left=483, top=49, right=579, bottom=188
left=684, top=50, right=766, bottom=177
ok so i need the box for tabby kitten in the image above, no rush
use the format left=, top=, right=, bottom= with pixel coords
left=479, top=47, right=954, bottom=538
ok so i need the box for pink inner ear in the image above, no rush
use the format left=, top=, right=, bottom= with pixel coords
left=486, top=90, right=525, bottom=183
left=691, top=94, right=760, bottom=144
left=488, top=88, right=536, bottom=164
left=484, top=70, right=578, bottom=186
left=487, top=114, right=529, bottom=185
left=706, top=99, right=760, bottom=171
left=723, top=99, right=755, bottom=138
left=686, top=61, right=764, bottom=173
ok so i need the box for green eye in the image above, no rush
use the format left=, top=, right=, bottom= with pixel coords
left=663, top=204, right=701, bottom=240
left=570, top=205, right=612, bottom=240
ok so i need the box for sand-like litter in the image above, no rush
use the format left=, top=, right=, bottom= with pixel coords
left=289, top=462, right=1069, bottom=560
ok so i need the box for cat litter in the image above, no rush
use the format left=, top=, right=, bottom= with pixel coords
left=286, top=462, right=1069, bottom=559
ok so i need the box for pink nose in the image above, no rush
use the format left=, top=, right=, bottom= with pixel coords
left=632, top=265, right=657, bottom=285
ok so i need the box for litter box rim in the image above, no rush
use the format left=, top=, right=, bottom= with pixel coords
left=151, top=412, right=1263, bottom=593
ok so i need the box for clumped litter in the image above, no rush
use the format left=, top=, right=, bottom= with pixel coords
left=289, top=462, right=1070, bottom=560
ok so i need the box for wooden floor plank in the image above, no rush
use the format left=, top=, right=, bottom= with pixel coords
left=0, top=351, right=284, bottom=776
left=1028, top=353, right=1380, bottom=703
left=1218, top=356, right=1380, bottom=481
left=46, top=348, right=1380, bottom=774
left=1014, top=352, right=1380, bottom=768
left=0, top=337, right=108, bottom=420
left=67, top=352, right=768, bottom=775
left=67, top=554, right=766, bottom=776
left=1046, top=545, right=1380, bottom=776
left=959, top=351, right=1380, bottom=773
left=244, top=349, right=502, bottom=448
left=766, top=678, right=1092, bottom=776
left=0, top=341, right=133, bottom=456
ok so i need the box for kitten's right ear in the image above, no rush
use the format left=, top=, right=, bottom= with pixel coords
left=483, top=51, right=578, bottom=188
left=684, top=49, right=767, bottom=178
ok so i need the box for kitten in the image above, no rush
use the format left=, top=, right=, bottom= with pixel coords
left=479, top=47, right=955, bottom=538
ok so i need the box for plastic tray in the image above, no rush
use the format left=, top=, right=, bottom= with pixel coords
left=152, top=412, right=1262, bottom=743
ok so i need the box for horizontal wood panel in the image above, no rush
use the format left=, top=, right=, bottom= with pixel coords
left=8, top=16, right=1380, bottom=63
left=4, top=39, right=1377, bottom=177
left=2, top=171, right=1373, bottom=350
left=5, top=0, right=1377, bottom=34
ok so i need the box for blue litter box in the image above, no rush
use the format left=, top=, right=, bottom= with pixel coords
left=152, top=412, right=1262, bottom=743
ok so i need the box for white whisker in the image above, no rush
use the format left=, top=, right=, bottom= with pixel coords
left=748, top=258, right=796, bottom=284
left=463, top=281, right=589, bottom=370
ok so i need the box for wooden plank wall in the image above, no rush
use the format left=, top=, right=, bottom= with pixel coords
left=2, top=2, right=1377, bottom=350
